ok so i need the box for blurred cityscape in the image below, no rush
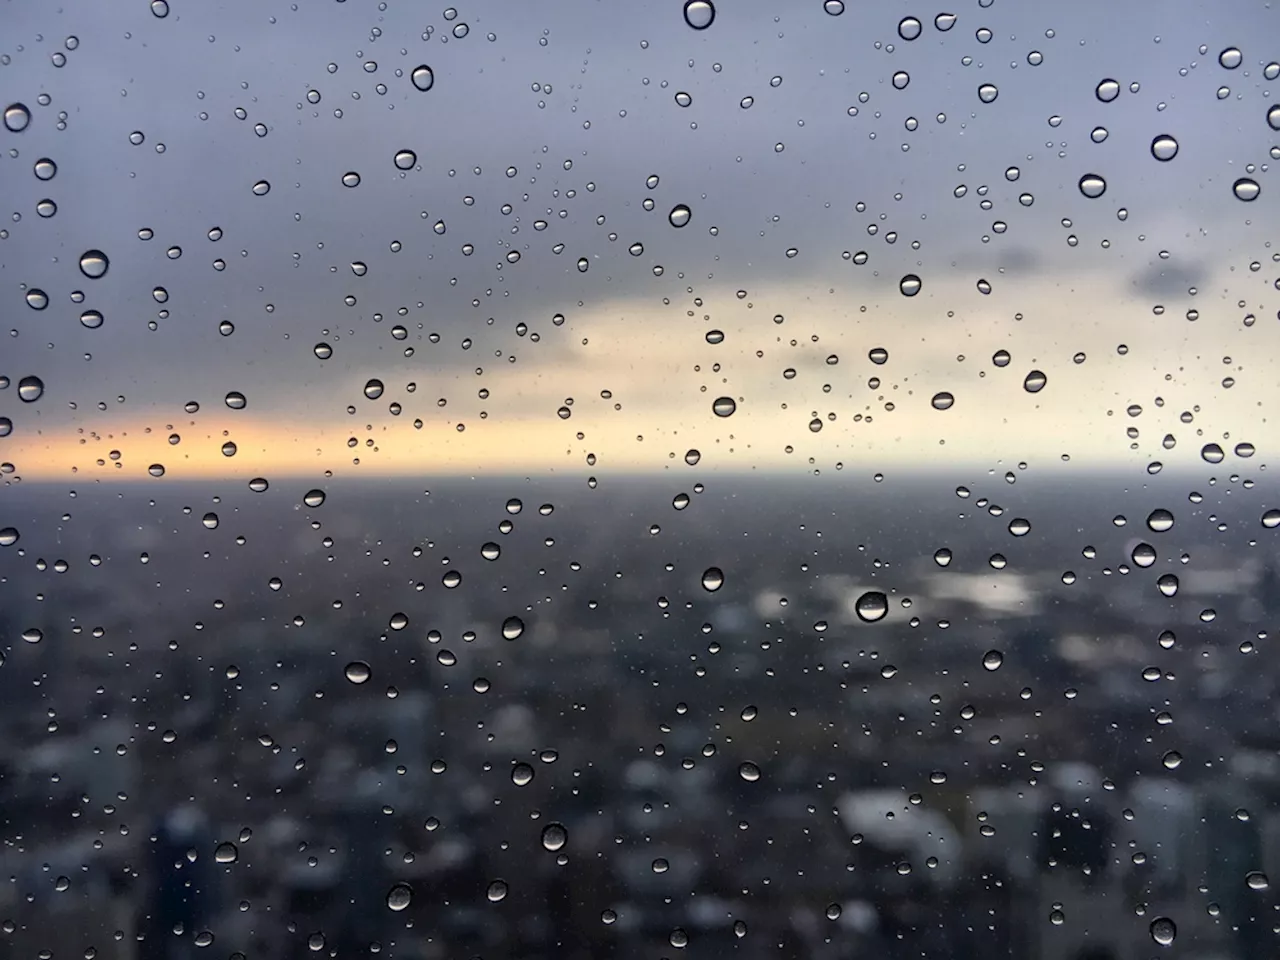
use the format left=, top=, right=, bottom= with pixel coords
left=0, top=473, right=1277, bottom=960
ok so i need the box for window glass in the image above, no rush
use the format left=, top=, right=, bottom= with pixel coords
left=1, top=1, right=1277, bottom=959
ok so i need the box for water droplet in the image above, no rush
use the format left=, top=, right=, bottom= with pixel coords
left=1201, top=442, right=1225, bottom=464
left=977, top=83, right=999, bottom=103
left=224, top=391, right=246, bottom=410
left=674, top=90, right=693, bottom=107
left=0, top=527, right=18, bottom=546
left=934, top=12, right=956, bottom=30
left=151, top=0, right=170, bottom=16
left=341, top=171, right=361, bottom=188
left=1157, top=574, right=1179, bottom=597
left=214, top=842, right=238, bottom=864
left=868, top=347, right=888, bottom=364
left=502, top=616, right=525, bottom=640
left=1078, top=174, right=1106, bottom=199
left=855, top=591, right=888, bottom=623
left=411, top=65, right=435, bottom=91
left=202, top=512, right=219, bottom=530
left=148, top=463, right=166, bottom=478
left=394, top=149, right=417, bottom=170
left=898, top=16, right=922, bottom=40
left=712, top=396, right=736, bottom=417
left=386, top=882, right=412, bottom=911
left=252, top=180, right=271, bottom=196
left=931, top=392, right=955, bottom=410
left=1262, top=509, right=1280, bottom=529
left=79, top=309, right=104, bottom=329
left=899, top=274, right=922, bottom=296
left=17, top=375, right=44, bottom=403
left=481, top=541, right=501, bottom=560
left=313, top=343, right=332, bottom=359
left=511, top=762, right=535, bottom=786
left=1146, top=509, right=1174, bottom=532
left=1023, top=370, right=1047, bottom=393
left=1095, top=78, right=1120, bottom=102
left=1219, top=47, right=1242, bottom=69
left=541, top=823, right=568, bottom=852
left=934, top=547, right=952, bottom=566
left=3, top=103, right=31, bottom=132
left=1268, top=104, right=1280, bottom=131
left=1233, top=177, right=1260, bottom=201
left=1008, top=518, right=1031, bottom=537
left=982, top=650, right=1004, bottom=671
left=364, top=379, right=385, bottom=400
left=248, top=477, right=269, bottom=493
left=1246, top=871, right=1269, bottom=890
left=0, top=418, right=11, bottom=437
left=683, top=0, right=715, bottom=30
left=22, top=627, right=43, bottom=644
left=739, top=761, right=761, bottom=782
left=1151, top=134, right=1178, bottom=161
left=79, top=249, right=109, bottom=279
left=701, top=567, right=725, bottom=591
left=303, top=489, right=326, bottom=508
left=345, top=661, right=371, bottom=684
left=685, top=449, right=701, bottom=465
left=25, top=289, right=48, bottom=310
left=1132, top=543, right=1157, bottom=568
left=668, top=204, right=692, bottom=228
left=33, top=158, right=56, bottom=180
left=824, top=0, right=845, bottom=15
left=486, top=879, right=509, bottom=902
left=442, top=570, right=462, bottom=588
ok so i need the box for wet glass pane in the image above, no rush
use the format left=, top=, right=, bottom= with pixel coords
left=1, top=1, right=1277, bottom=959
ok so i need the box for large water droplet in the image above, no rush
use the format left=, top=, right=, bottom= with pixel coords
left=33, top=158, right=56, bottom=180
left=1246, top=871, right=1269, bottom=891
left=3, top=103, right=31, bottom=132
left=342, top=171, right=361, bottom=188
left=701, top=567, right=725, bottom=591
left=1233, top=177, right=1260, bottom=201
left=931, top=392, right=955, bottom=410
left=79, top=249, right=109, bottom=279
left=364, top=379, right=385, bottom=400
left=982, top=650, right=1004, bottom=671
left=1150, top=134, right=1178, bottom=161
left=18, top=375, right=44, bottom=403
left=303, top=489, right=326, bottom=508
left=541, top=823, right=568, bottom=852
left=1201, top=442, right=1224, bottom=464
left=854, top=591, right=888, bottom=623
left=314, top=343, right=332, bottom=359
left=1218, top=47, right=1242, bottom=69
left=486, top=879, right=509, bottom=902
left=824, top=0, right=844, bottom=15
left=1146, top=509, right=1174, bottom=532
left=668, top=204, right=692, bottom=228
left=394, top=149, right=417, bottom=170
left=898, top=16, right=922, bottom=40
left=977, top=83, right=999, bottom=103
left=739, top=761, right=761, bottom=782
left=1131, top=543, right=1157, bottom=568
left=151, top=0, right=170, bottom=17
left=712, top=396, right=736, bottom=417
left=1156, top=574, right=1179, bottom=597
left=26, top=289, right=48, bottom=310
left=79, top=309, right=104, bottom=329
left=511, top=762, right=535, bottom=786
left=683, top=0, right=715, bottom=30
left=0, top=527, right=20, bottom=546
left=1262, top=509, right=1280, bottom=529
left=214, top=842, right=238, bottom=864
left=899, top=274, right=922, bottom=296
left=386, top=883, right=413, bottom=911
left=1078, top=174, right=1107, bottom=198
left=1095, top=78, right=1120, bottom=102
left=1023, top=369, right=1047, bottom=393
left=934, top=12, right=956, bottom=30
left=1269, top=105, right=1280, bottom=131
left=411, top=65, right=435, bottom=91
left=345, top=661, right=371, bottom=684
left=502, top=615, right=525, bottom=640
left=0, top=417, right=11, bottom=437
left=1150, top=915, right=1176, bottom=946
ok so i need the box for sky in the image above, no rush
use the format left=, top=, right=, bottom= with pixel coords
left=0, top=0, right=1276, bottom=482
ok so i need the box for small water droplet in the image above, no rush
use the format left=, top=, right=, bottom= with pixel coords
left=79, top=309, right=104, bottom=329
left=934, top=12, right=956, bottom=30
left=313, top=343, right=332, bottom=359
left=202, top=512, right=219, bottom=530
left=25, top=289, right=48, bottom=310
left=977, top=83, right=999, bottom=103
left=1157, top=573, right=1179, bottom=597
left=341, top=171, right=361, bottom=188
left=151, top=0, right=170, bottom=17
left=33, top=158, right=56, bottom=180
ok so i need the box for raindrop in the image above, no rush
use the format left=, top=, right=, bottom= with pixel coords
left=17, top=376, right=44, bottom=403
left=151, top=0, right=169, bottom=16
left=248, top=477, right=269, bottom=493
left=824, top=0, right=844, bottom=15
left=79, top=249, right=109, bottom=279
left=898, top=16, right=922, bottom=40
left=934, top=548, right=952, bottom=567
left=303, top=489, right=326, bottom=508
left=931, top=392, right=954, bottom=410
left=668, top=204, right=692, bottom=228
left=712, top=396, right=736, bottom=417
left=342, top=171, right=361, bottom=188
left=982, top=650, right=1004, bottom=671
left=1201, top=442, right=1224, bottom=464
left=993, top=349, right=1011, bottom=367
left=1233, top=177, right=1260, bottom=201
left=202, top=512, right=219, bottom=530
left=214, top=842, right=238, bottom=864
left=252, top=180, right=271, bottom=196
left=1147, top=509, right=1174, bottom=532
left=1008, top=518, right=1031, bottom=537
left=739, top=761, right=761, bottom=782
left=1078, top=174, right=1106, bottom=199
left=1095, top=78, right=1120, bottom=102
left=224, top=391, right=246, bottom=410
left=345, top=661, right=371, bottom=684
left=1150, top=135, right=1178, bottom=161
left=394, top=149, right=417, bottom=170
left=1023, top=370, right=1047, bottom=393
left=0, top=418, right=10, bottom=437
left=1262, top=509, right=1280, bottom=529
left=3, top=103, right=31, bottom=132
left=934, top=12, right=956, bottom=30
left=855, top=591, right=888, bottom=623
left=511, top=763, right=535, bottom=786
left=1246, top=871, right=1269, bottom=890
left=313, top=343, right=332, bottom=359
left=674, top=91, right=692, bottom=107
left=148, top=464, right=166, bottom=478
left=899, top=274, right=922, bottom=296
left=386, top=883, right=412, bottom=911
left=364, top=379, right=385, bottom=400
left=701, top=567, right=725, bottom=591
left=411, top=65, right=435, bottom=91
left=1218, top=47, right=1242, bottom=69
left=33, top=158, right=56, bottom=180
left=502, top=616, right=525, bottom=640
left=541, top=823, right=568, bottom=852
left=1269, top=104, right=1280, bottom=131
left=683, top=0, right=715, bottom=30
left=486, top=880, right=509, bottom=902
left=0, top=527, right=18, bottom=546
left=977, top=83, right=999, bottom=103
left=26, top=289, right=48, bottom=310
left=1132, top=543, right=1157, bottom=568
left=1156, top=574, right=1179, bottom=597
left=79, top=309, right=104, bottom=329
left=869, top=347, right=888, bottom=364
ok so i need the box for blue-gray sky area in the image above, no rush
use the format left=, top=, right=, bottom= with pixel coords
left=0, top=0, right=1276, bottom=479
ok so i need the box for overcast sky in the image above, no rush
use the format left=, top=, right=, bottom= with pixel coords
left=1, top=0, right=1276, bottom=480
